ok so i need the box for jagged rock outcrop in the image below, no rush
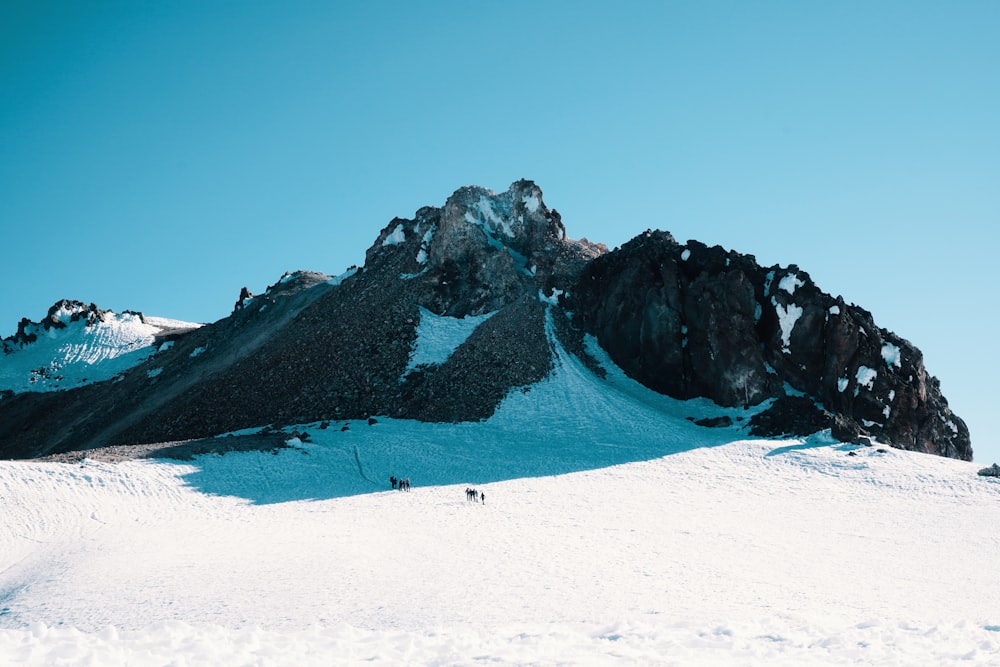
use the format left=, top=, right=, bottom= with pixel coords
left=0, top=180, right=972, bottom=461
left=570, top=231, right=970, bottom=460
left=365, top=180, right=604, bottom=317
left=2, top=300, right=110, bottom=352
left=234, top=286, right=254, bottom=311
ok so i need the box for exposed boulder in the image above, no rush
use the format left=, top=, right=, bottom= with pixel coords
left=830, top=414, right=870, bottom=446
left=694, top=415, right=734, bottom=428
left=748, top=396, right=833, bottom=438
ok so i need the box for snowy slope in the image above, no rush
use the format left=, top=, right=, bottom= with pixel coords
left=0, top=309, right=201, bottom=393
left=1, top=309, right=998, bottom=665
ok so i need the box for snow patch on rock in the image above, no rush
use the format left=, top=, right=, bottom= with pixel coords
left=778, top=273, right=804, bottom=295
left=772, top=298, right=803, bottom=351
left=881, top=342, right=901, bottom=368
left=405, top=307, right=497, bottom=372
left=522, top=194, right=541, bottom=213
left=856, top=366, right=877, bottom=390
left=382, top=224, right=407, bottom=246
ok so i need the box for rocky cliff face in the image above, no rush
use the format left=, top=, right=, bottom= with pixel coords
left=365, top=180, right=604, bottom=316
left=0, top=181, right=972, bottom=460
left=570, top=231, right=970, bottom=459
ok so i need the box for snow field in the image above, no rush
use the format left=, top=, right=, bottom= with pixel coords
left=2, top=440, right=1000, bottom=665
left=2, top=617, right=998, bottom=666
left=1, top=309, right=998, bottom=664
left=0, top=312, right=201, bottom=393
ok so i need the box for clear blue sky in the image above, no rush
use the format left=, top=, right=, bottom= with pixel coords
left=1, top=1, right=997, bottom=460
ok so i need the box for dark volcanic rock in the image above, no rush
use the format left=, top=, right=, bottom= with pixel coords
left=571, top=232, right=782, bottom=408
left=830, top=414, right=869, bottom=445
left=572, top=231, right=971, bottom=460
left=398, top=297, right=551, bottom=422
left=978, top=464, right=1000, bottom=477
left=694, top=415, right=734, bottom=428
left=0, top=182, right=594, bottom=457
left=748, top=396, right=833, bottom=438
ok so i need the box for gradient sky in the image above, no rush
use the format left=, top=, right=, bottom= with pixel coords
left=2, top=1, right=997, bottom=461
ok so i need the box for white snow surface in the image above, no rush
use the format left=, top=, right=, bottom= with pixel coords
left=882, top=342, right=902, bottom=368
left=0, top=312, right=200, bottom=394
left=772, top=298, right=803, bottom=351
left=327, top=266, right=359, bottom=287
left=778, top=272, right=805, bottom=295
left=521, top=193, right=541, bottom=213
left=856, top=365, right=878, bottom=390
left=404, top=306, right=496, bottom=372
left=473, top=195, right=515, bottom=238
left=2, top=321, right=999, bottom=665
left=381, top=223, right=406, bottom=246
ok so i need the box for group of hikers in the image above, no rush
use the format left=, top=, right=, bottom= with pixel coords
left=389, top=476, right=411, bottom=491
left=387, top=476, right=485, bottom=503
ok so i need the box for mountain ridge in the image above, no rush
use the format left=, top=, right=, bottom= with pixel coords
left=0, top=180, right=971, bottom=460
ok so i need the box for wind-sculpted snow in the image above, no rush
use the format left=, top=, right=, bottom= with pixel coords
left=0, top=309, right=200, bottom=394
left=1, top=320, right=999, bottom=664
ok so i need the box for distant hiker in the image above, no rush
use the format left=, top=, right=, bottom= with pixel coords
left=404, top=478, right=411, bottom=491
left=481, top=491, right=485, bottom=505
left=390, top=476, right=397, bottom=490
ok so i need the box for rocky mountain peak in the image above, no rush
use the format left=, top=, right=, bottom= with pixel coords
left=0, top=180, right=972, bottom=462
left=365, top=180, right=604, bottom=317
left=436, top=179, right=564, bottom=263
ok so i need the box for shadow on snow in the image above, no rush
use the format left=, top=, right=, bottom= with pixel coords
left=172, top=414, right=762, bottom=505
left=172, top=329, right=775, bottom=505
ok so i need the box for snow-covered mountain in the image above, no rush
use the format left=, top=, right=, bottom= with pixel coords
left=0, top=183, right=993, bottom=663
left=0, top=181, right=971, bottom=462
left=0, top=299, right=200, bottom=395
left=0, top=321, right=997, bottom=664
